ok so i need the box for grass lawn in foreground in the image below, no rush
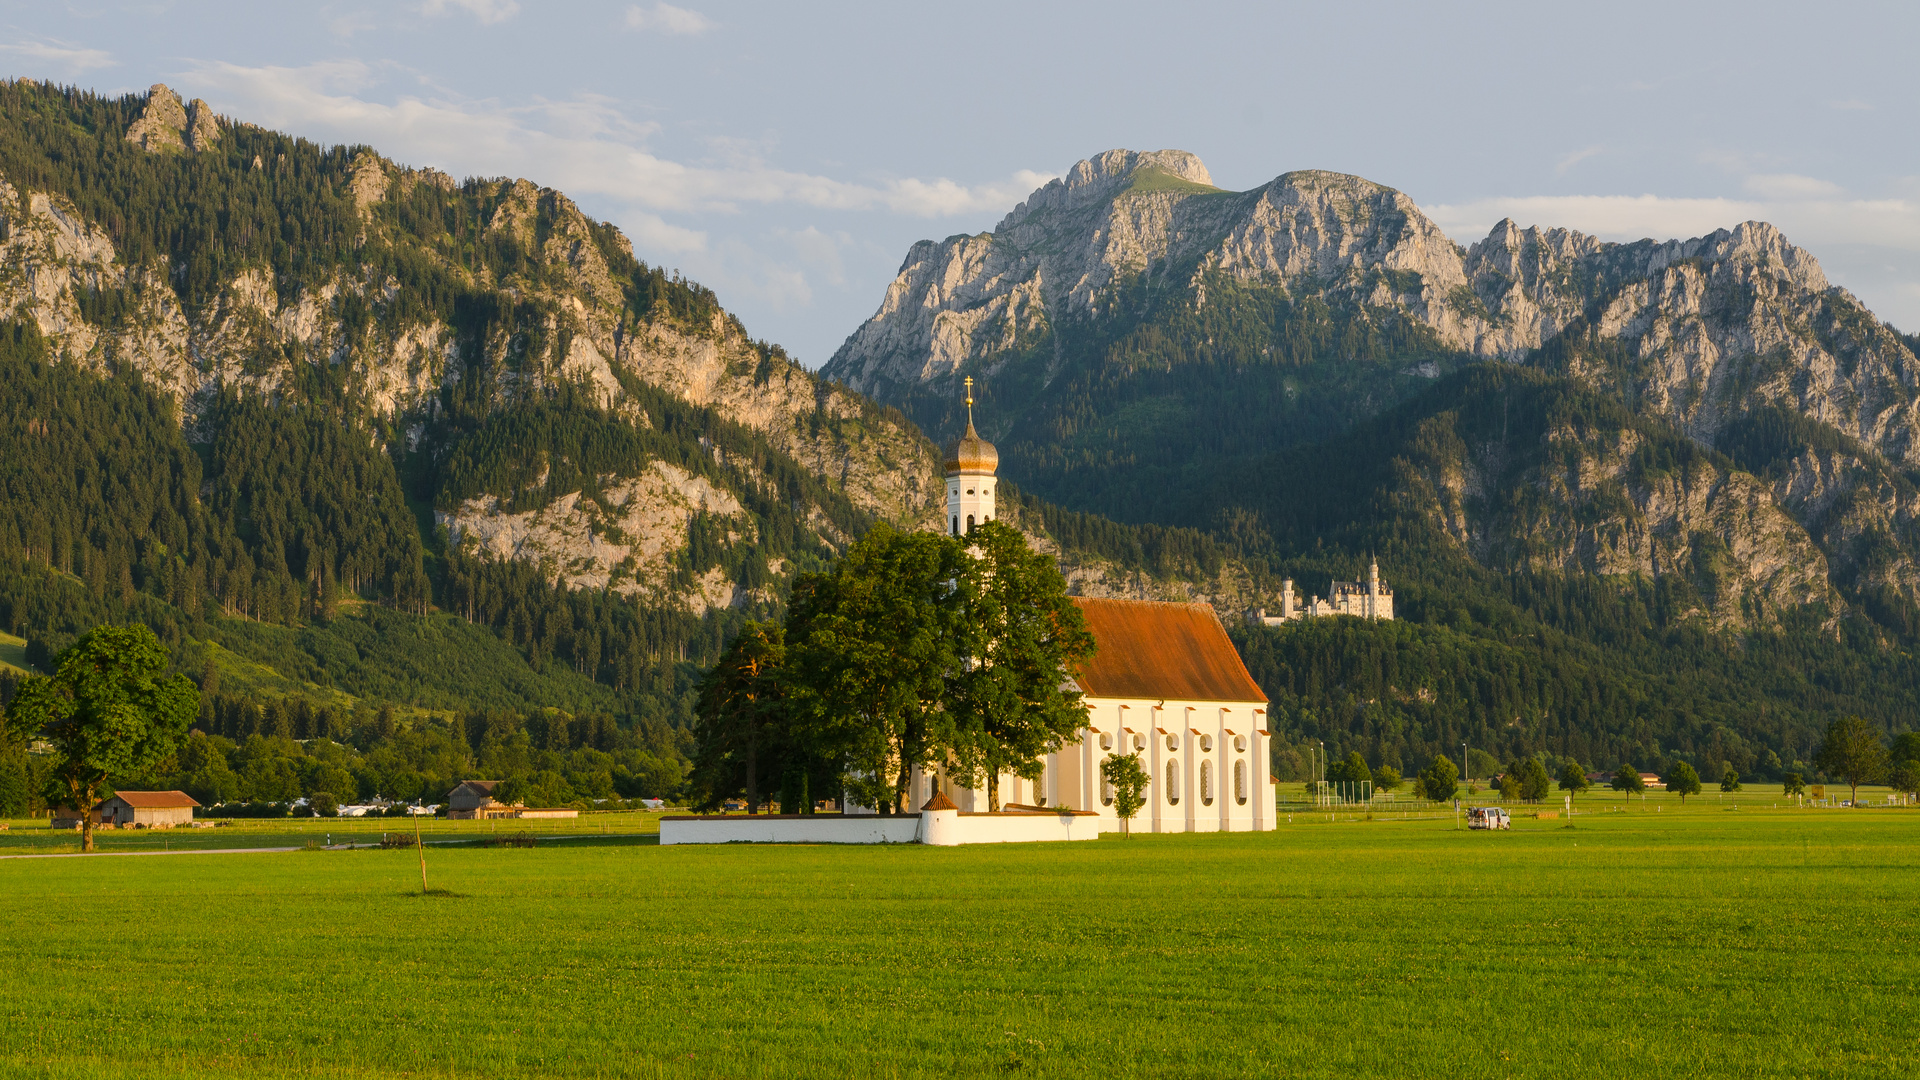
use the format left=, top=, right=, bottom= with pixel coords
left=1, top=806, right=1914, bottom=1079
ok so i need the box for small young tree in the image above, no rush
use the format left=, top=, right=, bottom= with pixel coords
left=1720, top=768, right=1741, bottom=793
left=1374, top=765, right=1402, bottom=792
left=1504, top=757, right=1551, bottom=802
left=1782, top=772, right=1806, bottom=797
left=1101, top=752, right=1150, bottom=837
left=1664, top=761, right=1702, bottom=804
left=1816, top=716, right=1889, bottom=805
left=1558, top=760, right=1591, bottom=802
left=4, top=625, right=198, bottom=852
left=1417, top=755, right=1458, bottom=803
left=1611, top=763, right=1646, bottom=800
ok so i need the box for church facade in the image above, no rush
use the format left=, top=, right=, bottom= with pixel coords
left=881, top=390, right=1279, bottom=833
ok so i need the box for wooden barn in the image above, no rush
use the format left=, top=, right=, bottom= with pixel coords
left=94, top=791, right=199, bottom=829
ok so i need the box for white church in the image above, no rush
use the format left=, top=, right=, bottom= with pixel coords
left=915, top=379, right=1278, bottom=833
left=661, top=382, right=1279, bottom=845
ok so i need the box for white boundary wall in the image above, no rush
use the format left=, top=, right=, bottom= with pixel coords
left=658, top=810, right=1106, bottom=846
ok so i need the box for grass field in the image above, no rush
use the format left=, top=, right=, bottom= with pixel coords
left=2, top=799, right=1914, bottom=1079
left=0, top=629, right=32, bottom=675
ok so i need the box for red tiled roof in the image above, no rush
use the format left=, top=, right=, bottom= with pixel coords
left=1069, top=598, right=1267, bottom=704
left=105, top=791, right=200, bottom=808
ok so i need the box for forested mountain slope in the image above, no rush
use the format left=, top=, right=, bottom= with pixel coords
left=0, top=85, right=1255, bottom=815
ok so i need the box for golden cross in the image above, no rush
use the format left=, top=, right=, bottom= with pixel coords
left=964, top=375, right=974, bottom=425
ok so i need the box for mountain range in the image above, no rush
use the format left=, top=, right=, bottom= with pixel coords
left=2, top=85, right=1917, bottom=794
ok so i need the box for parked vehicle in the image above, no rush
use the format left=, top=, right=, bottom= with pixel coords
left=1467, top=807, right=1510, bottom=830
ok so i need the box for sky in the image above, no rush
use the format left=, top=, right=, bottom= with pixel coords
left=6, top=0, right=1918, bottom=365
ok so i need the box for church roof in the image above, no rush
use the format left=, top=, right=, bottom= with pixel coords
left=945, top=420, right=998, bottom=474
left=1068, top=598, right=1267, bottom=704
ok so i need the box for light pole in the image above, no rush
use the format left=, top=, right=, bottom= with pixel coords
left=1318, top=740, right=1326, bottom=807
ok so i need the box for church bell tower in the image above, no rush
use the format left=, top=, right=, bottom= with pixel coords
left=946, top=376, right=998, bottom=536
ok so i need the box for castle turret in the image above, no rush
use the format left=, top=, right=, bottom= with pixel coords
left=946, top=376, right=997, bottom=536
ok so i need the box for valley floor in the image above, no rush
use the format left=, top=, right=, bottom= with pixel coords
left=0, top=800, right=1912, bottom=1079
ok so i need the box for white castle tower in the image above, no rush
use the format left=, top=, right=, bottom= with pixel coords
left=946, top=376, right=998, bottom=536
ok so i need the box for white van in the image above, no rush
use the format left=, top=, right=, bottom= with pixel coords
left=1467, top=807, right=1510, bottom=830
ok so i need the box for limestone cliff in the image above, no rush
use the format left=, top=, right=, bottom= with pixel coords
left=0, top=83, right=943, bottom=615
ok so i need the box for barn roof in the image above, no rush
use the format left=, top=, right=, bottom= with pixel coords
left=452, top=780, right=500, bottom=794
left=1069, top=598, right=1267, bottom=704
left=106, top=790, right=200, bottom=808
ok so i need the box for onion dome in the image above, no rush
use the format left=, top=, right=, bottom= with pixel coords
left=945, top=420, right=998, bottom=475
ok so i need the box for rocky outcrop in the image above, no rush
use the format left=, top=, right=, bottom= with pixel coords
left=124, top=84, right=219, bottom=153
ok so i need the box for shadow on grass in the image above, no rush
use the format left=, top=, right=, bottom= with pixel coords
left=406, top=888, right=467, bottom=898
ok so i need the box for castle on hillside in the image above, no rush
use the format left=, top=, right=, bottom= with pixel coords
left=1255, top=558, right=1394, bottom=625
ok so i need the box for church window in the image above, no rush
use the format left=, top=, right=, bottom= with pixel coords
left=1234, top=760, right=1248, bottom=805
left=951, top=515, right=959, bottom=536
left=1101, top=779, right=1114, bottom=806
left=1032, top=764, right=1045, bottom=802
left=1199, top=734, right=1213, bottom=753
left=1165, top=733, right=1178, bottom=752
left=1200, top=760, right=1214, bottom=806
left=966, top=514, right=975, bottom=531
left=1234, top=734, right=1247, bottom=754
left=1165, top=761, right=1180, bottom=805
left=966, top=488, right=974, bottom=495
left=1132, top=734, right=1145, bottom=752
left=1099, top=732, right=1113, bottom=751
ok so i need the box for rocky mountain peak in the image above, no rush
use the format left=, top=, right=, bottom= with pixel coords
left=124, top=84, right=220, bottom=153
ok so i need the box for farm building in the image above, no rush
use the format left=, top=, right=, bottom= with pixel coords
left=91, top=791, right=199, bottom=828
left=446, top=780, right=519, bottom=820
left=445, top=781, right=579, bottom=820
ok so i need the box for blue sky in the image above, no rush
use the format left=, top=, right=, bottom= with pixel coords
left=7, top=0, right=1918, bottom=364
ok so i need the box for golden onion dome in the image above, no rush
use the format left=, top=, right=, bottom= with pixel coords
left=945, top=420, right=998, bottom=475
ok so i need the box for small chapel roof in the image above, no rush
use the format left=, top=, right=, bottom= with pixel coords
left=1069, top=598, right=1267, bottom=704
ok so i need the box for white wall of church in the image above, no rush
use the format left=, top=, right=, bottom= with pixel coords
left=902, top=697, right=1276, bottom=833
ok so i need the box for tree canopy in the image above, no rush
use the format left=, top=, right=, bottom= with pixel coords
left=5, top=624, right=197, bottom=850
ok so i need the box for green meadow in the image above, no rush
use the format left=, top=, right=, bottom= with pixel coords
left=1, top=800, right=1914, bottom=1079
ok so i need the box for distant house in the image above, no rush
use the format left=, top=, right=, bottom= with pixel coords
left=446, top=781, right=577, bottom=820
left=95, top=791, right=200, bottom=829
left=446, top=780, right=519, bottom=820
left=1640, top=772, right=1665, bottom=789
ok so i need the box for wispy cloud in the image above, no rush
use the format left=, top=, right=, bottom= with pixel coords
left=174, top=60, right=1051, bottom=220
left=1744, top=173, right=1845, bottom=200
left=0, top=39, right=115, bottom=74
left=1554, top=146, right=1602, bottom=176
left=623, top=3, right=714, bottom=35
left=419, top=0, right=520, bottom=26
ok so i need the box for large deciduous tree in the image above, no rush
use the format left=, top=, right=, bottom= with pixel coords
left=4, top=625, right=198, bottom=851
left=1663, top=761, right=1702, bottom=804
left=1611, top=763, right=1646, bottom=800
left=689, top=621, right=787, bottom=814
left=1417, top=755, right=1458, bottom=803
left=1817, top=716, right=1889, bottom=805
left=784, top=525, right=969, bottom=815
left=946, top=522, right=1095, bottom=812
left=1558, top=760, right=1591, bottom=802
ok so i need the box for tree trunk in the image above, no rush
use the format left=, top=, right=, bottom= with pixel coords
left=745, top=725, right=758, bottom=815
left=892, top=756, right=911, bottom=816
left=987, top=764, right=1000, bottom=813
left=74, top=779, right=96, bottom=854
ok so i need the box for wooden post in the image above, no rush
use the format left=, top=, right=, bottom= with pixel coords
left=413, top=809, right=428, bottom=894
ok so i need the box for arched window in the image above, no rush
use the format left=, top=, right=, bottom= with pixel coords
left=951, top=515, right=959, bottom=536
left=1032, top=764, right=1045, bottom=804
left=1099, top=732, right=1114, bottom=751
left=966, top=514, right=975, bottom=531
left=1166, top=760, right=1180, bottom=805
left=1234, top=760, right=1248, bottom=805
left=1102, top=778, right=1114, bottom=806
left=1201, top=760, right=1214, bottom=806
